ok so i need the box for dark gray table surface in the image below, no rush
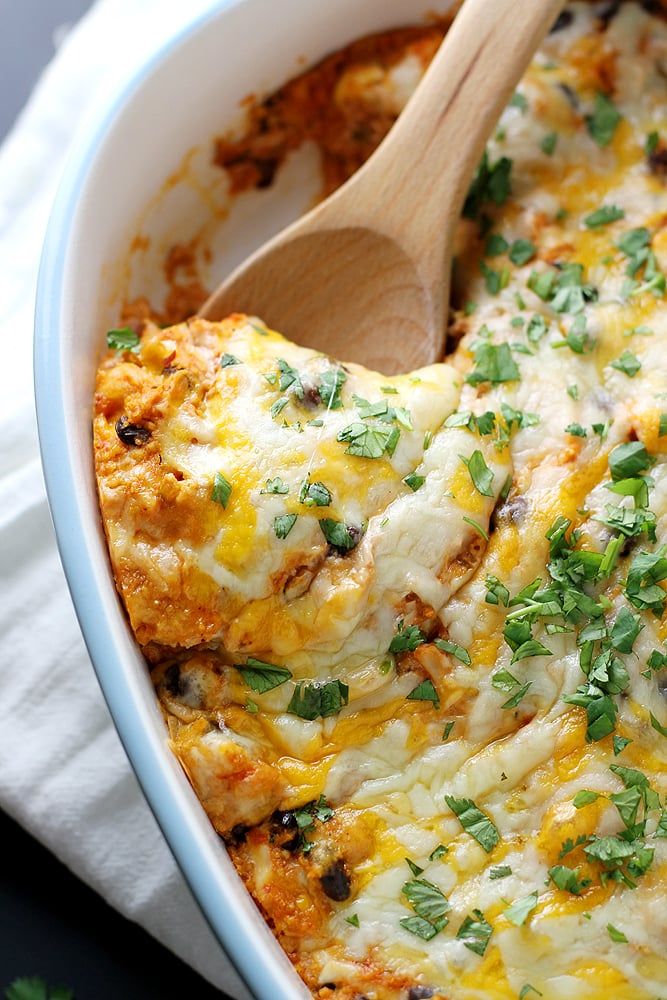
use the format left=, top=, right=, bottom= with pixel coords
left=0, top=3, right=231, bottom=997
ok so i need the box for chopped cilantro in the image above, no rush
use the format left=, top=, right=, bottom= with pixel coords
left=318, top=366, right=346, bottom=409
left=389, top=622, right=426, bottom=654
left=408, top=679, right=439, bottom=706
left=573, top=790, right=600, bottom=808
left=220, top=352, right=241, bottom=367
left=650, top=712, right=667, bottom=738
left=504, top=890, right=538, bottom=926
left=337, top=421, right=399, bottom=459
left=489, top=865, right=512, bottom=880
left=299, top=480, right=332, bottom=507
left=509, top=239, right=536, bottom=266
left=404, top=472, right=425, bottom=492
left=287, top=679, right=349, bottom=720
left=443, top=721, right=456, bottom=741
left=465, top=342, right=519, bottom=386
left=274, top=513, right=297, bottom=539
left=613, top=735, right=632, bottom=755
left=434, top=637, right=471, bottom=665
left=608, top=441, right=653, bottom=480
left=583, top=205, right=624, bottom=228
left=480, top=261, right=510, bottom=295
left=463, top=515, right=489, bottom=540
left=519, top=985, right=542, bottom=1000
left=445, top=797, right=500, bottom=853
left=646, top=131, right=659, bottom=156
left=540, top=131, right=558, bottom=156
left=586, top=92, right=622, bottom=147
left=261, top=476, right=288, bottom=494
left=548, top=864, right=590, bottom=895
left=456, top=910, right=493, bottom=955
left=463, top=151, right=513, bottom=219
left=607, top=924, right=628, bottom=943
left=319, top=518, right=362, bottom=553
left=345, top=914, right=360, bottom=928
left=611, top=350, right=641, bottom=377
left=211, top=472, right=232, bottom=508
left=106, top=327, right=140, bottom=353
left=462, top=449, right=495, bottom=496
left=429, top=844, right=448, bottom=861
left=235, top=657, right=292, bottom=693
left=565, top=423, right=587, bottom=437
left=609, top=607, right=641, bottom=653
left=5, top=979, right=74, bottom=1000
left=501, top=681, right=532, bottom=709
left=485, top=233, right=509, bottom=257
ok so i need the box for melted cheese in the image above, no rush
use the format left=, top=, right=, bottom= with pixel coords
left=95, top=4, right=667, bottom=998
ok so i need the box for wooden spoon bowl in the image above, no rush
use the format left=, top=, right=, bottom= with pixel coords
left=201, top=0, right=564, bottom=373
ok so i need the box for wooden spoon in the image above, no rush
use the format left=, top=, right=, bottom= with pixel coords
left=201, top=0, right=564, bottom=374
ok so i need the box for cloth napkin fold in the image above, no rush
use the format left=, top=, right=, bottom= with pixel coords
left=0, top=2, right=249, bottom=995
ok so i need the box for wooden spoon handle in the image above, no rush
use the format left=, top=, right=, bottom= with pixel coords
left=314, top=0, right=564, bottom=294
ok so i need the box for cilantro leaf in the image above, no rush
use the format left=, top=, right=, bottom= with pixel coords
left=299, top=480, right=332, bottom=507
left=548, top=864, right=590, bottom=895
left=274, top=513, right=297, bottom=539
left=611, top=350, right=641, bottom=377
left=489, top=864, right=512, bottom=880
left=261, top=476, right=289, bottom=494
left=318, top=366, right=346, bottom=409
left=319, top=518, right=362, bottom=553
left=607, top=924, right=628, bottom=943
left=583, top=205, right=624, bottom=228
left=287, top=679, right=349, bottom=720
left=212, top=472, right=232, bottom=508
left=586, top=92, right=622, bottom=147
left=609, top=607, right=641, bottom=653
left=608, top=441, right=653, bottom=481
left=434, top=638, right=471, bottom=665
left=337, top=421, right=399, bottom=459
left=462, top=449, right=495, bottom=496
left=465, top=342, right=519, bottom=386
left=456, top=909, right=493, bottom=955
left=235, top=658, right=292, bottom=693
left=106, top=327, right=140, bottom=353
left=445, top=796, right=500, bottom=852
left=220, top=352, right=241, bottom=367
left=509, top=239, right=536, bottom=266
left=390, top=622, right=426, bottom=653
left=402, top=878, right=451, bottom=925
left=276, top=358, right=304, bottom=397
left=504, top=891, right=539, bottom=926
left=408, top=679, right=440, bottom=706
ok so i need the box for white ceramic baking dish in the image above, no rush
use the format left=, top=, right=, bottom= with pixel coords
left=34, top=0, right=452, bottom=995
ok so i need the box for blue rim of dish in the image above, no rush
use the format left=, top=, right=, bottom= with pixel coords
left=33, top=4, right=300, bottom=999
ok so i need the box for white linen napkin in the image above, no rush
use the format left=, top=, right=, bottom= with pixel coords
left=0, top=2, right=249, bottom=995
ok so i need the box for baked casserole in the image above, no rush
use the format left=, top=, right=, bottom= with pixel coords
left=94, top=4, right=667, bottom=997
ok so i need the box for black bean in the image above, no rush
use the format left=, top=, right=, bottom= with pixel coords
left=408, top=989, right=434, bottom=1000
left=598, top=1, right=621, bottom=29
left=115, top=415, right=151, bottom=447
left=648, top=147, right=667, bottom=178
left=226, top=824, right=249, bottom=846
left=253, top=157, right=279, bottom=189
left=558, top=83, right=580, bottom=110
left=320, top=859, right=351, bottom=901
left=163, top=663, right=183, bottom=697
left=493, top=494, right=528, bottom=528
left=550, top=10, right=573, bottom=32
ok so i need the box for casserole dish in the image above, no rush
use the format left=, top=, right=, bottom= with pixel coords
left=34, top=0, right=456, bottom=996
left=36, top=0, right=667, bottom=997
